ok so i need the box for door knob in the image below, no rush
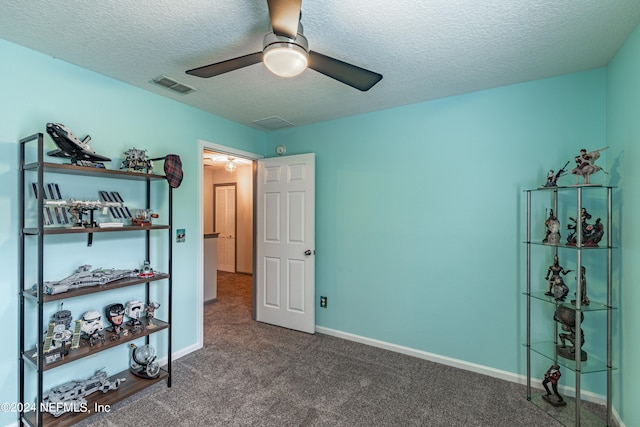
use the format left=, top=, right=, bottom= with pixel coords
left=304, top=249, right=312, bottom=256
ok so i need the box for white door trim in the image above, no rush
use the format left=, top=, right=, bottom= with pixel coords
left=196, top=140, right=262, bottom=349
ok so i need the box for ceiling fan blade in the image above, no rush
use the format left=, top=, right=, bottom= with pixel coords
left=186, top=52, right=263, bottom=78
left=308, top=51, right=383, bottom=92
left=267, top=0, right=302, bottom=39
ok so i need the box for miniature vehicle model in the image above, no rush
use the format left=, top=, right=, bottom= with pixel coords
left=42, top=370, right=125, bottom=417
left=46, top=123, right=111, bottom=167
left=139, top=260, right=155, bottom=278
left=130, top=343, right=160, bottom=379
left=42, top=308, right=82, bottom=364
left=131, top=209, right=158, bottom=226
left=121, top=147, right=153, bottom=173
left=35, top=265, right=139, bottom=295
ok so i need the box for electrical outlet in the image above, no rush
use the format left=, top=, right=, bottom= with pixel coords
left=320, top=296, right=327, bottom=308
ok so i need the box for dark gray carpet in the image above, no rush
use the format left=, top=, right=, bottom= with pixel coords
left=79, top=272, right=608, bottom=427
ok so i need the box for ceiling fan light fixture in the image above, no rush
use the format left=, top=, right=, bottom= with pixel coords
left=263, top=33, right=309, bottom=78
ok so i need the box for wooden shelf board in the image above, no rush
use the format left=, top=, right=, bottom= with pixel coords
left=25, top=273, right=170, bottom=303
left=23, top=161, right=166, bottom=181
left=23, top=224, right=170, bottom=235
left=23, top=368, right=169, bottom=427
left=24, top=318, right=169, bottom=371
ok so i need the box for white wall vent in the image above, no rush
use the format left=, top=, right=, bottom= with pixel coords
left=152, top=75, right=195, bottom=94
left=252, top=116, right=295, bottom=130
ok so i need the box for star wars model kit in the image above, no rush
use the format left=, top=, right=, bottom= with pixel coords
left=46, top=123, right=111, bottom=168
left=129, top=343, right=160, bottom=379
left=42, top=369, right=125, bottom=417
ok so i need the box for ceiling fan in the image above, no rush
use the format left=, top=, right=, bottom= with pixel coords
left=186, top=0, right=383, bottom=91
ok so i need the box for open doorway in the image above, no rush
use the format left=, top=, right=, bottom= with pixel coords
left=197, top=140, right=262, bottom=349
left=203, top=150, right=254, bottom=298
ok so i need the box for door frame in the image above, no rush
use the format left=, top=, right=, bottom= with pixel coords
left=197, top=140, right=262, bottom=349
left=213, top=182, right=237, bottom=273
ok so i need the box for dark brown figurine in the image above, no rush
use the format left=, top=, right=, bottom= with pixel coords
left=571, top=266, right=590, bottom=306
left=543, top=209, right=561, bottom=245
left=566, top=208, right=604, bottom=247
left=146, top=301, right=161, bottom=328
left=542, top=364, right=566, bottom=407
left=544, top=255, right=572, bottom=297
left=570, top=146, right=608, bottom=185
left=554, top=306, right=587, bottom=361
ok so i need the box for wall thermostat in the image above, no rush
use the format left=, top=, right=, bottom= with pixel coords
left=276, top=145, right=286, bottom=156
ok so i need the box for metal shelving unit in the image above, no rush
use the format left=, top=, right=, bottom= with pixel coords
left=524, top=185, right=615, bottom=427
left=18, top=133, right=173, bottom=426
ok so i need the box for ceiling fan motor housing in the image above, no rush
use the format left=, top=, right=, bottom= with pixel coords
left=263, top=32, right=309, bottom=77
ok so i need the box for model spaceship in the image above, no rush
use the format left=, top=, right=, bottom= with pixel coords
left=46, top=123, right=111, bottom=167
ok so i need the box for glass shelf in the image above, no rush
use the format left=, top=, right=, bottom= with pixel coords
left=525, top=292, right=617, bottom=311
left=526, top=341, right=615, bottom=374
left=524, top=241, right=616, bottom=250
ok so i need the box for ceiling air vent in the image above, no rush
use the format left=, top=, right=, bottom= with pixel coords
left=152, top=75, right=195, bottom=94
left=252, top=116, right=295, bottom=130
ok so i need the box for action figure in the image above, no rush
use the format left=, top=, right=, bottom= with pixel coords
left=542, top=364, right=566, bottom=407
left=543, top=161, right=570, bottom=187
left=553, top=276, right=569, bottom=301
left=571, top=266, right=590, bottom=306
left=566, top=208, right=604, bottom=247
left=570, top=147, right=609, bottom=185
left=554, top=306, right=587, bottom=361
left=544, top=255, right=572, bottom=297
left=543, top=209, right=561, bottom=244
left=145, top=301, right=161, bottom=328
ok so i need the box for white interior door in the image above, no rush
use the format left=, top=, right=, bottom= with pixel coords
left=256, top=153, right=315, bottom=334
left=215, top=184, right=236, bottom=272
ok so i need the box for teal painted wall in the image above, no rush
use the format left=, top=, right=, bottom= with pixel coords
left=0, top=38, right=266, bottom=427
left=267, top=70, right=610, bottom=390
left=606, top=23, right=640, bottom=426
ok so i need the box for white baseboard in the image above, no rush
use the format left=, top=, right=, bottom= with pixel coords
left=315, top=326, right=623, bottom=426
left=157, top=342, right=202, bottom=367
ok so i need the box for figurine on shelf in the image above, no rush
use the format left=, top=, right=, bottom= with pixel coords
left=566, top=208, right=604, bottom=247
left=552, top=276, right=569, bottom=301
left=554, top=305, right=587, bottom=361
left=571, top=266, right=591, bottom=306
left=80, top=310, right=105, bottom=347
left=42, top=306, right=80, bottom=364
left=145, top=301, right=161, bottom=328
left=570, top=146, right=609, bottom=185
left=131, top=209, right=159, bottom=226
left=542, top=364, right=566, bottom=407
left=544, top=255, right=572, bottom=297
left=105, top=303, right=127, bottom=341
left=139, top=260, right=155, bottom=278
left=542, top=161, right=570, bottom=188
left=121, top=147, right=153, bottom=173
left=125, top=300, right=145, bottom=333
left=130, top=343, right=160, bottom=379
left=543, top=209, right=561, bottom=244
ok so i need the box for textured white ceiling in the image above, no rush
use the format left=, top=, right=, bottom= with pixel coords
left=1, top=0, right=639, bottom=130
